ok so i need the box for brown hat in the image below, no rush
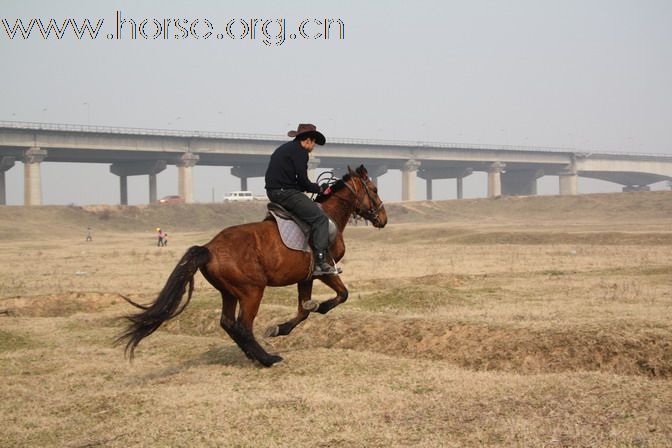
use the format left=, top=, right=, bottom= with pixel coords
left=287, top=123, right=326, bottom=145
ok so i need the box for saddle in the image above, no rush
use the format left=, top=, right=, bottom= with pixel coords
left=266, top=202, right=338, bottom=253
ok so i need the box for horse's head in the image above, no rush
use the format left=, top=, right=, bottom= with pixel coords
left=345, top=165, right=387, bottom=228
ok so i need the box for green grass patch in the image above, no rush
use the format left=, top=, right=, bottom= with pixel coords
left=0, top=329, right=32, bottom=352
left=581, top=265, right=672, bottom=279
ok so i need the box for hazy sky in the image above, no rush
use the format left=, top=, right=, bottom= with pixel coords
left=1, top=0, right=671, bottom=204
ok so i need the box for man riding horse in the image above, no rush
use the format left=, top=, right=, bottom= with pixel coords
left=116, top=124, right=388, bottom=367
left=264, top=123, right=338, bottom=276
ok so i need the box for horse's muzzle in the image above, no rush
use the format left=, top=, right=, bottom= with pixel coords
left=371, top=207, right=388, bottom=228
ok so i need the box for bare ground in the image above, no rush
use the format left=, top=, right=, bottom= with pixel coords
left=1, top=191, right=672, bottom=447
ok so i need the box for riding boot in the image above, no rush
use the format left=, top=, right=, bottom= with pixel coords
left=313, top=251, right=338, bottom=276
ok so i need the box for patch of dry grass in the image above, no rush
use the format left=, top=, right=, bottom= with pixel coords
left=1, top=191, right=672, bottom=446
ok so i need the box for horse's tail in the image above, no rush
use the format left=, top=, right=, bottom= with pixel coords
left=115, top=245, right=211, bottom=359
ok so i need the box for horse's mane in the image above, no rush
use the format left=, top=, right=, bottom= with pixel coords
left=315, top=173, right=351, bottom=203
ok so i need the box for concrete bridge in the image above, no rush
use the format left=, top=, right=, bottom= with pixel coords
left=1, top=121, right=671, bottom=205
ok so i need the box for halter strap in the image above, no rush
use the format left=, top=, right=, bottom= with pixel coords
left=341, top=175, right=384, bottom=223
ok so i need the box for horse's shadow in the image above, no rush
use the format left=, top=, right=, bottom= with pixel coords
left=138, top=345, right=255, bottom=381
left=196, top=345, right=251, bottom=366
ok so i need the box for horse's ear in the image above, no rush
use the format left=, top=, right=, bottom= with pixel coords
left=347, top=165, right=355, bottom=177
left=356, top=164, right=369, bottom=180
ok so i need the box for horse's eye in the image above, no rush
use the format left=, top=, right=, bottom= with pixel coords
left=373, top=187, right=378, bottom=194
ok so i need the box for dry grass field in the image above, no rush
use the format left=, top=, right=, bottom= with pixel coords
left=1, top=192, right=671, bottom=447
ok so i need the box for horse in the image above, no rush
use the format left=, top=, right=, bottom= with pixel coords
left=116, top=165, right=387, bottom=367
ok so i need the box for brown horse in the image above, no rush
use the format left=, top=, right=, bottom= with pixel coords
left=116, top=165, right=387, bottom=367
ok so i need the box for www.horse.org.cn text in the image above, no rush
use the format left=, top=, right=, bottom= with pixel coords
left=1, top=11, right=346, bottom=46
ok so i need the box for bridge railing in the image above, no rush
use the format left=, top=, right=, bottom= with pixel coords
left=1, top=120, right=670, bottom=159
left=0, top=120, right=285, bottom=141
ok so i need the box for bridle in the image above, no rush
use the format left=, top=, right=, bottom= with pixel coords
left=342, top=175, right=384, bottom=224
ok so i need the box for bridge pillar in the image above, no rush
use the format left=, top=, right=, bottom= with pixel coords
left=177, top=153, right=199, bottom=204
left=559, top=167, right=578, bottom=195
left=502, top=169, right=543, bottom=196
left=366, top=165, right=388, bottom=185
left=119, top=176, right=128, bottom=205
left=402, top=160, right=421, bottom=201
left=231, top=164, right=267, bottom=191
left=110, top=160, right=167, bottom=205
left=149, top=174, right=158, bottom=203
left=559, top=173, right=578, bottom=195
left=487, top=162, right=505, bottom=198
left=23, top=147, right=48, bottom=206
left=0, top=156, right=16, bottom=205
left=455, top=168, right=473, bottom=200
left=418, top=167, right=472, bottom=200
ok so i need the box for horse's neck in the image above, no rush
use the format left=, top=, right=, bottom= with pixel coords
left=321, top=192, right=355, bottom=231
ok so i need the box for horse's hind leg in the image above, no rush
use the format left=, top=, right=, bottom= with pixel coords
left=219, top=286, right=282, bottom=367
left=264, top=280, right=313, bottom=338
left=219, top=290, right=248, bottom=360
left=219, top=289, right=237, bottom=334
left=306, top=275, right=349, bottom=315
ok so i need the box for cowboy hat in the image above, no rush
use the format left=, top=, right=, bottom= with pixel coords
left=287, top=123, right=326, bottom=145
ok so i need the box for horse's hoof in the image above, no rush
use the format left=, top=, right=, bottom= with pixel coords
left=261, top=354, right=283, bottom=367
left=302, top=300, right=320, bottom=312
left=264, top=325, right=280, bottom=338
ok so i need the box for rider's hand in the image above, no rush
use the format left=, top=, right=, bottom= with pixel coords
left=319, top=183, right=331, bottom=195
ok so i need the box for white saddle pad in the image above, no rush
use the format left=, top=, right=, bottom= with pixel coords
left=269, top=211, right=311, bottom=252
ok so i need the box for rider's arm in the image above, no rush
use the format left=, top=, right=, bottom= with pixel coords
left=293, top=151, right=321, bottom=194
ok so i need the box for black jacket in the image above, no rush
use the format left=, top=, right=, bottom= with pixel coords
left=264, top=140, right=320, bottom=193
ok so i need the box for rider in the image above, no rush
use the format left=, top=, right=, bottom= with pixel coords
left=265, top=123, right=338, bottom=276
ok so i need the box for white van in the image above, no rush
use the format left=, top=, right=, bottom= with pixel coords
left=223, top=191, right=255, bottom=202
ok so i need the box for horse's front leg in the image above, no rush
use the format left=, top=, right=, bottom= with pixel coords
left=225, top=285, right=282, bottom=367
left=264, top=279, right=313, bottom=338
left=304, top=274, right=348, bottom=315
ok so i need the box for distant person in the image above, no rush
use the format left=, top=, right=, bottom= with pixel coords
left=85, top=227, right=92, bottom=242
left=264, top=123, right=337, bottom=275
left=156, top=227, right=165, bottom=247
left=163, top=233, right=168, bottom=246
